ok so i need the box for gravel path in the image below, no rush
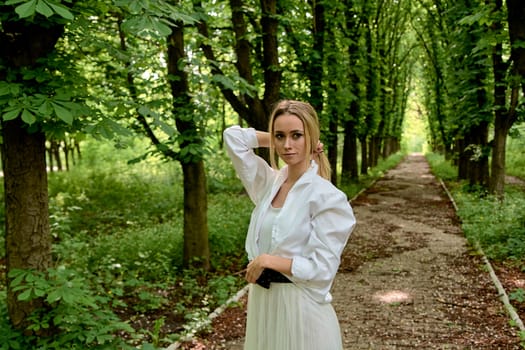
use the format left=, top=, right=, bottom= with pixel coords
left=180, top=154, right=522, bottom=349
left=334, top=154, right=520, bottom=349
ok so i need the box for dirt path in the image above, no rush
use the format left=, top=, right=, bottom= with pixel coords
left=180, top=154, right=522, bottom=349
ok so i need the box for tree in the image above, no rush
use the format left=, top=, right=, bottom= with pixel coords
left=341, top=0, right=366, bottom=183
left=108, top=1, right=210, bottom=268
left=416, top=0, right=491, bottom=188
left=489, top=0, right=524, bottom=197
left=452, top=1, right=491, bottom=188
left=412, top=0, right=452, bottom=156
left=167, top=16, right=210, bottom=269
left=195, top=0, right=280, bottom=132
left=0, top=1, right=84, bottom=330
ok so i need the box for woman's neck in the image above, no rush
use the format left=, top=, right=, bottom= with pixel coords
left=285, top=161, right=309, bottom=184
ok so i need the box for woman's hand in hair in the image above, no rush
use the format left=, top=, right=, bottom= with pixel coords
left=313, top=141, right=324, bottom=157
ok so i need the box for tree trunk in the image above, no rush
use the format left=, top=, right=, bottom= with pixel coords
left=1, top=118, right=51, bottom=329
left=181, top=161, right=210, bottom=269
left=360, top=136, right=368, bottom=175
left=468, top=122, right=490, bottom=187
left=457, top=124, right=490, bottom=188
left=309, top=0, right=325, bottom=113
left=0, top=8, right=64, bottom=331
left=489, top=0, right=523, bottom=196
left=369, top=136, right=380, bottom=167
left=260, top=0, right=281, bottom=107
left=342, top=119, right=359, bottom=183
left=52, top=140, right=62, bottom=171
left=489, top=22, right=508, bottom=197
left=342, top=1, right=361, bottom=183
left=490, top=120, right=507, bottom=195
left=168, top=21, right=210, bottom=269
left=328, top=110, right=338, bottom=185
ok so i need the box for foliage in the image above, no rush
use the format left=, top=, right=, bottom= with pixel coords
left=2, top=268, right=135, bottom=350
left=426, top=152, right=525, bottom=262
left=46, top=137, right=184, bottom=239
left=5, top=0, right=74, bottom=20
left=424, top=153, right=458, bottom=181
left=510, top=288, right=525, bottom=304
left=0, top=136, right=251, bottom=348
left=506, top=124, right=525, bottom=179
left=454, top=188, right=525, bottom=261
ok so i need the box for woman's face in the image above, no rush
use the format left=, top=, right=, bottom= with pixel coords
left=273, top=113, right=308, bottom=168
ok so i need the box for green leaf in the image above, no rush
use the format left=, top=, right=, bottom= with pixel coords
left=36, top=0, right=53, bottom=17
left=21, top=109, right=36, bottom=125
left=37, top=100, right=53, bottom=116
left=8, top=340, right=22, bottom=350
left=48, top=1, right=74, bottom=20
left=128, top=0, right=145, bottom=14
left=0, top=82, right=11, bottom=96
left=34, top=288, right=47, bottom=297
left=52, top=102, right=74, bottom=124
left=62, top=290, right=78, bottom=305
left=8, top=270, right=27, bottom=287
left=15, top=0, right=37, bottom=18
left=18, top=289, right=33, bottom=301
left=2, top=108, right=21, bottom=121
left=152, top=18, right=172, bottom=36
left=46, top=290, right=62, bottom=303
left=25, top=272, right=37, bottom=282
left=138, top=105, right=151, bottom=116
left=212, top=75, right=236, bottom=91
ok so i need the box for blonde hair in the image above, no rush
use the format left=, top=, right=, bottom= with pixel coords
left=268, top=100, right=331, bottom=180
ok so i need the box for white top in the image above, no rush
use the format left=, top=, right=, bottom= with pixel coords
left=259, top=206, right=280, bottom=254
left=224, top=126, right=356, bottom=303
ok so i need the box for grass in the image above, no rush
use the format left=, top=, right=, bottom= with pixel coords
left=425, top=152, right=525, bottom=263
left=0, top=137, right=252, bottom=349
left=507, top=124, right=525, bottom=179
left=454, top=188, right=525, bottom=261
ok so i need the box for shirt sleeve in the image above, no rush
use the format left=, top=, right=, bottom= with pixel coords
left=291, top=187, right=356, bottom=288
left=223, top=126, right=275, bottom=204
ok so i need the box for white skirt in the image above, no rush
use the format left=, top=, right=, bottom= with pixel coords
left=244, top=283, right=343, bottom=350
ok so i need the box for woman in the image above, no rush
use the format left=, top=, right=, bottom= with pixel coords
left=223, top=100, right=356, bottom=350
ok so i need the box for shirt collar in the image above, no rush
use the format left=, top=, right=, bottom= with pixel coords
left=277, top=160, right=318, bottom=186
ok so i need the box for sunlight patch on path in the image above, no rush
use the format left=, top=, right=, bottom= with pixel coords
left=373, top=290, right=412, bottom=304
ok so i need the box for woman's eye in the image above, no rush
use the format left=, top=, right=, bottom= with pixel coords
left=275, top=134, right=284, bottom=140
left=293, top=133, right=303, bottom=139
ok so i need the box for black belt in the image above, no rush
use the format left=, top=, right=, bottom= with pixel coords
left=256, top=268, right=292, bottom=289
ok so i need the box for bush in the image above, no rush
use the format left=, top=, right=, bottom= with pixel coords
left=426, top=152, right=525, bottom=262
left=425, top=153, right=457, bottom=181
left=454, top=189, right=525, bottom=261
left=507, top=123, right=525, bottom=179
left=3, top=268, right=136, bottom=350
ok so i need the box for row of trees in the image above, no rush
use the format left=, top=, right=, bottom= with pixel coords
left=415, top=0, right=525, bottom=194
left=0, top=0, right=522, bottom=336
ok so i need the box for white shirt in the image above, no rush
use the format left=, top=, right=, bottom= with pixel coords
left=224, top=126, right=356, bottom=303
left=259, top=206, right=280, bottom=254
